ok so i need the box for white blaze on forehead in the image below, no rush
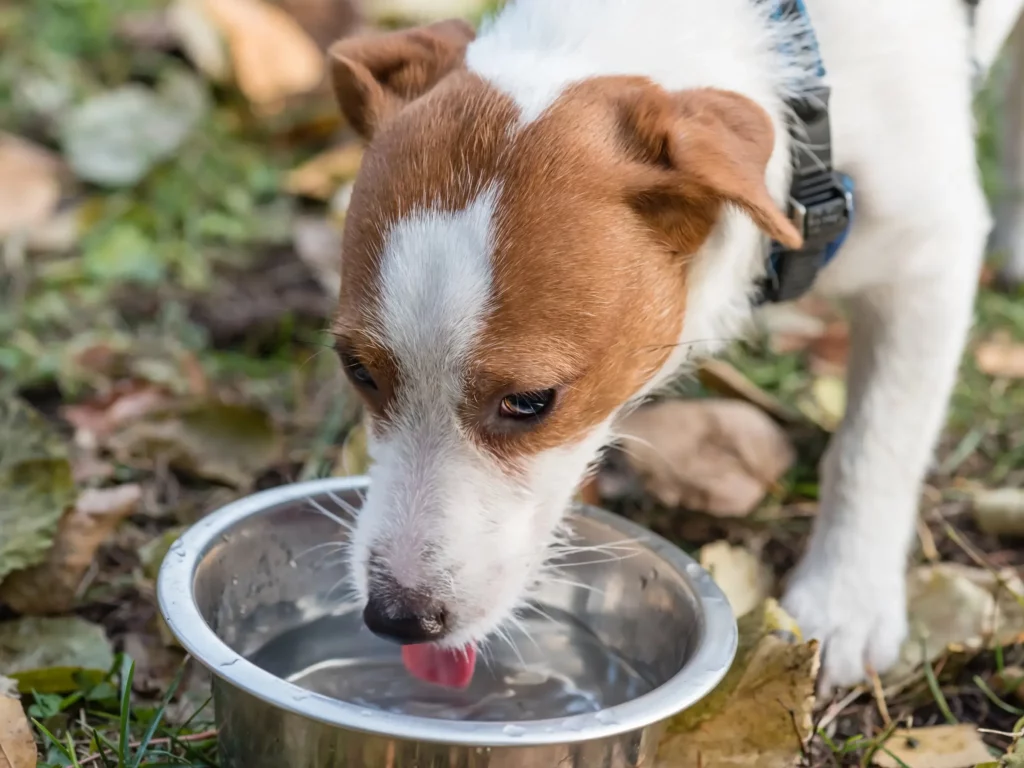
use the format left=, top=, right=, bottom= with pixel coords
left=374, top=186, right=497, bottom=394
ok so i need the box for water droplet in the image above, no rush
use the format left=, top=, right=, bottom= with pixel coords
left=595, top=710, right=618, bottom=725
left=685, top=562, right=703, bottom=578
left=288, top=559, right=298, bottom=569
left=231, top=577, right=239, bottom=586
left=502, top=724, right=525, bottom=737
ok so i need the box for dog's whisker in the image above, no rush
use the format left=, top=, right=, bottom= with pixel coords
left=306, top=496, right=356, bottom=532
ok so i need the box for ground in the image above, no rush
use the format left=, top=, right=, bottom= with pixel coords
left=0, top=1, right=1022, bottom=767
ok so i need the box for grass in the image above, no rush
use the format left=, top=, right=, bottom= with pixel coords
left=27, top=657, right=215, bottom=768
left=2, top=0, right=1023, bottom=766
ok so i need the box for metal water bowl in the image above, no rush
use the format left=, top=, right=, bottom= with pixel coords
left=158, top=476, right=736, bottom=767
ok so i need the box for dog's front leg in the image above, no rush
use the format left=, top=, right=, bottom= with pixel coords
left=995, top=12, right=1024, bottom=286
left=781, top=259, right=981, bottom=691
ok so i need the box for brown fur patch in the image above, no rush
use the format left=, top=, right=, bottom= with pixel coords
left=329, top=38, right=792, bottom=465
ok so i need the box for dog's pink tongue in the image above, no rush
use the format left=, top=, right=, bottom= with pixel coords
left=401, top=644, right=476, bottom=689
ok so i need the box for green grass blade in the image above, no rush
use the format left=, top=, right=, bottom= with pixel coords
left=922, top=643, right=957, bottom=725
left=119, top=657, right=136, bottom=767
left=130, top=662, right=188, bottom=768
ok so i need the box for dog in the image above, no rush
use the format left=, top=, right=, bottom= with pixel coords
left=325, top=0, right=1024, bottom=692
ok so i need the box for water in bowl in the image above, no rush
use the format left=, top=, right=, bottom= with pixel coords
left=249, top=604, right=655, bottom=721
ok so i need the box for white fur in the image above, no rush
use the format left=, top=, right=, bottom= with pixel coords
left=351, top=187, right=616, bottom=647
left=993, top=12, right=1024, bottom=283
left=350, top=0, right=1023, bottom=689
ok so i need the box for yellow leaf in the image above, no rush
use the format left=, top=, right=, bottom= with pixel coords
left=285, top=143, right=364, bottom=200
left=797, top=375, right=846, bottom=432
left=659, top=600, right=819, bottom=768
left=975, top=338, right=1024, bottom=379
left=875, top=725, right=993, bottom=768
left=189, top=0, right=324, bottom=107
left=699, top=541, right=774, bottom=619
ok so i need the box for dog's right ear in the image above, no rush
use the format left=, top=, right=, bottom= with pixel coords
left=329, top=19, right=476, bottom=139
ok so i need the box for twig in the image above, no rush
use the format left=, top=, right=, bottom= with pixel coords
left=78, top=729, right=218, bottom=766
left=867, top=666, right=892, bottom=726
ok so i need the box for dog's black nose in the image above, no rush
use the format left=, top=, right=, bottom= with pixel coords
left=362, top=593, right=448, bottom=645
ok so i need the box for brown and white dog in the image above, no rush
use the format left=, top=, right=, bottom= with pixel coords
left=326, top=0, right=1024, bottom=691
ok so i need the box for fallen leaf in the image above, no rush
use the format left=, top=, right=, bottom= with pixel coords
left=659, top=599, right=819, bottom=768
left=973, top=488, right=1024, bottom=536
left=59, top=70, right=207, bottom=187
left=62, top=383, right=171, bottom=449
left=0, top=684, right=35, bottom=768
left=187, top=0, right=324, bottom=107
left=875, top=725, right=993, bottom=768
left=110, top=400, right=279, bottom=487
left=168, top=0, right=232, bottom=82
left=139, top=527, right=187, bottom=581
left=365, top=0, right=490, bottom=24
left=0, top=616, right=114, bottom=694
left=279, top=0, right=361, bottom=49
left=699, top=541, right=775, bottom=618
left=0, top=485, right=142, bottom=614
left=285, top=143, right=364, bottom=200
left=975, top=338, right=1024, bottom=379
left=293, top=216, right=343, bottom=296
left=697, top=359, right=800, bottom=424
left=796, top=375, right=846, bottom=432
left=0, top=133, right=63, bottom=237
left=0, top=399, right=75, bottom=582
left=885, top=564, right=1024, bottom=684
left=615, top=399, right=795, bottom=517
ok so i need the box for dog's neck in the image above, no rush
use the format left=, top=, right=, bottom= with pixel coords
left=466, top=0, right=814, bottom=368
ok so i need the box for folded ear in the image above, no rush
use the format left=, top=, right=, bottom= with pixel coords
left=329, top=19, right=476, bottom=139
left=616, top=84, right=802, bottom=252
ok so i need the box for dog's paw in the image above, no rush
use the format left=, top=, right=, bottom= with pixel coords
left=781, top=555, right=907, bottom=693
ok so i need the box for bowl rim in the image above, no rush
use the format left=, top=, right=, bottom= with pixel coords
left=157, top=476, right=737, bottom=747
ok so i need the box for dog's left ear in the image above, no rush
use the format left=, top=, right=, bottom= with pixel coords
left=329, top=19, right=476, bottom=139
left=616, top=84, right=802, bottom=251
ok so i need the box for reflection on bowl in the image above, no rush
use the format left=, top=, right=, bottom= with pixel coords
left=158, top=476, right=737, bottom=768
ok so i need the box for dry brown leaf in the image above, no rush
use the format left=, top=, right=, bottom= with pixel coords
left=659, top=600, right=819, bottom=768
left=0, top=485, right=141, bottom=614
left=0, top=686, right=36, bottom=768
left=279, top=0, right=361, bottom=50
left=886, top=563, right=1024, bottom=684
left=193, top=0, right=324, bottom=106
left=875, top=725, right=993, bottom=768
left=169, top=0, right=232, bottom=81
left=62, top=384, right=171, bottom=449
left=285, top=143, right=364, bottom=200
left=975, top=337, right=1024, bottom=379
left=616, top=399, right=795, bottom=517
left=697, top=359, right=800, bottom=424
left=973, top=488, right=1024, bottom=536
left=699, top=541, right=775, bottom=619
left=0, top=134, right=63, bottom=238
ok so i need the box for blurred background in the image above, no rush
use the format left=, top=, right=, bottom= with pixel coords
left=1, top=1, right=1023, bottom=766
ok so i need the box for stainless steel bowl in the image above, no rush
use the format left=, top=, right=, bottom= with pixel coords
left=158, top=476, right=736, bottom=768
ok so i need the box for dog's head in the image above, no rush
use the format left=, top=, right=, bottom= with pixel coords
left=328, top=20, right=798, bottom=655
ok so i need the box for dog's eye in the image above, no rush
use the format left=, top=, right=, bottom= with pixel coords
left=342, top=353, right=377, bottom=390
left=499, top=389, right=556, bottom=420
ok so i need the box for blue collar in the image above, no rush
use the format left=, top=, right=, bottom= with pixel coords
left=756, top=0, right=855, bottom=304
